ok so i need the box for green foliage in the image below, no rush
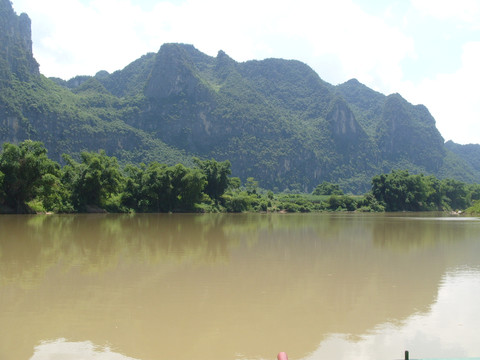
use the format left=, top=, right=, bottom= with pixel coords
left=278, top=194, right=315, bottom=212
left=356, top=192, right=385, bottom=212
left=312, top=181, right=344, bottom=195
left=97, top=53, right=157, bottom=97
left=222, top=191, right=255, bottom=212
left=62, top=150, right=123, bottom=211
left=120, top=163, right=145, bottom=211
left=170, top=163, right=206, bottom=211
left=372, top=170, right=474, bottom=212
left=245, top=177, right=259, bottom=195
left=0, top=140, right=476, bottom=214
left=466, top=200, right=480, bottom=215
left=0, top=169, right=4, bottom=202
left=193, top=158, right=231, bottom=201
left=0, top=140, right=60, bottom=213
left=326, top=195, right=357, bottom=211
left=469, top=184, right=480, bottom=201
left=136, top=162, right=172, bottom=212
left=228, top=177, right=241, bottom=190
left=373, top=170, right=428, bottom=211
left=445, top=141, right=480, bottom=178
left=440, top=178, right=469, bottom=210
left=119, top=161, right=207, bottom=212
left=37, top=172, right=73, bottom=213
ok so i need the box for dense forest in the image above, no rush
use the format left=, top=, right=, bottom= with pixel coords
left=1, top=0, right=480, bottom=196
left=1, top=140, right=479, bottom=214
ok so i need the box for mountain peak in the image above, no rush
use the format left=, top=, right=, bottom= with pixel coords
left=216, top=49, right=234, bottom=63
left=144, top=42, right=213, bottom=101
left=0, top=0, right=39, bottom=80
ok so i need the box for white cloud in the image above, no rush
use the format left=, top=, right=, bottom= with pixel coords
left=400, top=41, right=480, bottom=144
left=411, top=0, right=480, bottom=24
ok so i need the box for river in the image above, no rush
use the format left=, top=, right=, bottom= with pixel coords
left=0, top=213, right=479, bottom=360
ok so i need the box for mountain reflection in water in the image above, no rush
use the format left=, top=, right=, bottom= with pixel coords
left=0, top=213, right=479, bottom=360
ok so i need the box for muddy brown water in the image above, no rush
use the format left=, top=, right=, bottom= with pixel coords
left=1, top=213, right=479, bottom=360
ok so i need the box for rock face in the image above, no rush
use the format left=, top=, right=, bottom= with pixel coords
left=0, top=0, right=39, bottom=80
left=337, top=80, right=447, bottom=174
left=377, top=94, right=445, bottom=172
left=145, top=43, right=212, bottom=101
left=327, top=97, right=363, bottom=139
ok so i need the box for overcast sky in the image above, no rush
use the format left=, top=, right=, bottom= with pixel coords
left=10, top=0, right=480, bottom=145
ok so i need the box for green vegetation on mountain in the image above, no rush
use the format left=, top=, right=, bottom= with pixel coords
left=1, top=0, right=480, bottom=196
left=445, top=141, right=480, bottom=176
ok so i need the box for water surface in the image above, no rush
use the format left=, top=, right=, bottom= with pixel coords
left=1, top=213, right=479, bottom=360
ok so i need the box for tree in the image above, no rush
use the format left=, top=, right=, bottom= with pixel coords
left=62, top=150, right=123, bottom=211
left=228, top=177, right=241, bottom=190
left=441, top=178, right=468, bottom=210
left=371, top=170, right=471, bottom=212
left=121, top=163, right=145, bottom=211
left=245, top=177, right=258, bottom=195
left=371, top=170, right=433, bottom=211
left=469, top=184, right=480, bottom=202
left=326, top=195, right=357, bottom=211
left=0, top=170, right=5, bottom=204
left=312, top=181, right=344, bottom=195
left=170, top=163, right=206, bottom=211
left=0, top=140, right=60, bottom=213
left=123, top=162, right=206, bottom=212
left=38, top=172, right=73, bottom=213
left=193, top=158, right=231, bottom=201
left=140, top=162, right=173, bottom=212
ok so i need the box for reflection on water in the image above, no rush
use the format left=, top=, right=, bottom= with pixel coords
left=0, top=213, right=479, bottom=360
left=307, top=269, right=480, bottom=360
left=30, top=338, right=140, bottom=360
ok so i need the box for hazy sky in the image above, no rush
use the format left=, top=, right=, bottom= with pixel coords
left=10, top=0, right=480, bottom=145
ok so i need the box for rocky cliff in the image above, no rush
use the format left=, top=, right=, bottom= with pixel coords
left=0, top=0, right=38, bottom=80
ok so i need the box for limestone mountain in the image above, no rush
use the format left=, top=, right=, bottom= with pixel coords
left=1, top=0, right=479, bottom=193
left=0, top=0, right=191, bottom=167
left=0, top=0, right=38, bottom=81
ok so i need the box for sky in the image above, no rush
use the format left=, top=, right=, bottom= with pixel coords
left=10, top=0, right=480, bottom=145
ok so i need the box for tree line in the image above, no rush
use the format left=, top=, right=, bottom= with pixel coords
left=371, top=170, right=480, bottom=212
left=0, top=141, right=479, bottom=214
